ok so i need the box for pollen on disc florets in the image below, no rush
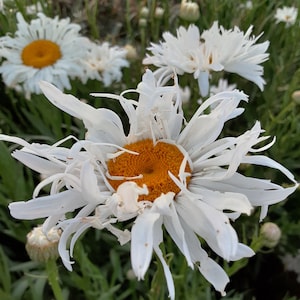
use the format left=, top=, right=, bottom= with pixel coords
left=107, top=139, right=191, bottom=201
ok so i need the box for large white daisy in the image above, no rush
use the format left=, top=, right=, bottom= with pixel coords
left=2, top=70, right=297, bottom=299
left=0, top=12, right=89, bottom=97
left=143, top=22, right=269, bottom=97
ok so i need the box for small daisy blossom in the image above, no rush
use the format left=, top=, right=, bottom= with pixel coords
left=198, top=78, right=237, bottom=107
left=143, top=22, right=269, bottom=96
left=0, top=12, right=89, bottom=98
left=1, top=70, right=297, bottom=299
left=210, top=78, right=237, bottom=96
left=275, top=6, right=298, bottom=27
left=81, top=41, right=129, bottom=86
left=26, top=2, right=43, bottom=15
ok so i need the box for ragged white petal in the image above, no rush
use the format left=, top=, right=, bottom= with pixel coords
left=180, top=217, right=229, bottom=295
left=176, top=196, right=239, bottom=261
left=112, top=182, right=149, bottom=219
left=152, top=216, right=175, bottom=300
left=12, top=150, right=63, bottom=175
left=229, top=243, right=255, bottom=261
left=131, top=211, right=161, bottom=279
left=40, top=81, right=126, bottom=145
left=188, top=184, right=253, bottom=215
left=105, top=224, right=131, bottom=245
left=153, top=193, right=193, bottom=268
left=80, top=161, right=105, bottom=205
left=9, top=190, right=85, bottom=220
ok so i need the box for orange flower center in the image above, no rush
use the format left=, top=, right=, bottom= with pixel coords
left=107, top=139, right=191, bottom=202
left=21, top=39, right=62, bottom=68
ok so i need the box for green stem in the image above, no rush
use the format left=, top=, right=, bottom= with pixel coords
left=46, top=259, right=64, bottom=300
left=125, top=0, right=133, bottom=41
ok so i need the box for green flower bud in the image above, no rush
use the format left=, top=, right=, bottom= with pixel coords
left=140, top=7, right=149, bottom=18
left=155, top=7, right=165, bottom=19
left=179, top=0, right=200, bottom=22
left=292, top=90, right=300, bottom=104
left=260, top=222, right=282, bottom=248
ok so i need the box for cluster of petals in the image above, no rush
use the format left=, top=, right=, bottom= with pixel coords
left=143, top=22, right=269, bottom=97
left=0, top=12, right=89, bottom=97
left=1, top=70, right=297, bottom=299
left=274, top=6, right=298, bottom=27
left=82, top=41, right=129, bottom=86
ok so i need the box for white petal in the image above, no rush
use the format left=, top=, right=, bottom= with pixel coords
left=197, top=71, right=210, bottom=97
left=178, top=90, right=247, bottom=151
left=175, top=196, right=238, bottom=260
left=197, top=170, right=297, bottom=208
left=58, top=220, right=82, bottom=270
left=180, top=217, right=229, bottom=295
left=188, top=184, right=253, bottom=215
left=12, top=150, right=63, bottom=175
left=113, top=182, right=149, bottom=219
left=153, top=193, right=193, bottom=268
left=105, top=224, right=131, bottom=245
left=242, top=154, right=297, bottom=184
left=131, top=211, right=161, bottom=279
left=152, top=218, right=175, bottom=300
left=230, top=243, right=255, bottom=261
left=40, top=81, right=126, bottom=145
left=80, top=161, right=104, bottom=205
left=40, top=81, right=94, bottom=120
left=9, top=190, right=85, bottom=219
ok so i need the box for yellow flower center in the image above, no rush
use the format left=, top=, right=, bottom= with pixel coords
left=21, top=39, right=62, bottom=68
left=107, top=139, right=191, bottom=202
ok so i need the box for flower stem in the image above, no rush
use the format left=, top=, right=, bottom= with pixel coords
left=45, top=259, right=64, bottom=300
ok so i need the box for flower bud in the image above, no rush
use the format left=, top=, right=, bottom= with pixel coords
left=292, top=90, right=300, bottom=104
left=179, top=0, right=200, bottom=22
left=155, top=7, right=165, bottom=19
left=260, top=222, right=282, bottom=248
left=124, top=44, right=138, bottom=61
left=26, top=225, right=61, bottom=263
left=126, top=269, right=136, bottom=280
left=139, top=18, right=147, bottom=28
left=140, top=7, right=149, bottom=18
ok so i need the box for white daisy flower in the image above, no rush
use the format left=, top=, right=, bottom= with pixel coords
left=82, top=41, right=129, bottom=86
left=199, top=78, right=237, bottom=108
left=210, top=78, right=237, bottom=96
left=1, top=70, right=297, bottom=299
left=26, top=2, right=43, bottom=15
left=0, top=12, right=89, bottom=98
left=275, top=6, right=298, bottom=27
left=143, top=23, right=269, bottom=96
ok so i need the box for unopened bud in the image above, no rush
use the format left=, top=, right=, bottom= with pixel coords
left=260, top=222, right=281, bottom=248
left=155, top=7, right=165, bottom=19
left=124, top=44, right=138, bottom=61
left=179, top=0, right=200, bottom=22
left=140, top=7, right=149, bottom=18
left=126, top=269, right=136, bottom=280
left=26, top=225, right=61, bottom=263
left=292, top=90, right=300, bottom=104
left=139, top=18, right=147, bottom=28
